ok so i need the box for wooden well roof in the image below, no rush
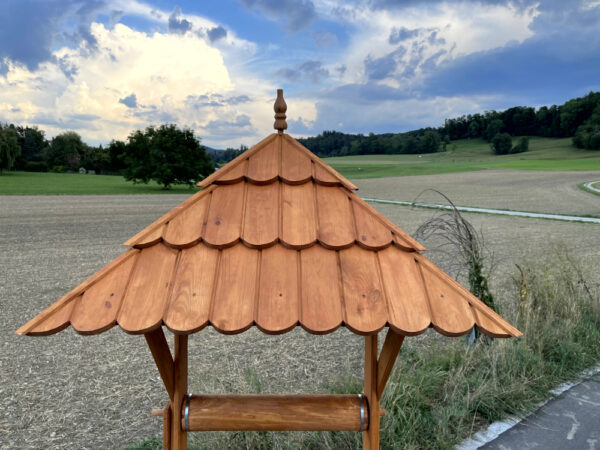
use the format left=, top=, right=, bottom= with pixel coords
left=17, top=132, right=521, bottom=339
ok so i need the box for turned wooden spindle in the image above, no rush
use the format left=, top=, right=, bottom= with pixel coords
left=274, top=88, right=287, bottom=133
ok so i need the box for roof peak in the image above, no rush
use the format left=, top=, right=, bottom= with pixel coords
left=274, top=89, right=287, bottom=134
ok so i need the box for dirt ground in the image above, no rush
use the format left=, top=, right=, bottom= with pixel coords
left=357, top=169, right=600, bottom=217
left=1, top=170, right=599, bottom=449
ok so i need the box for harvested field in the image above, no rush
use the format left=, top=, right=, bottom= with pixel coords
left=1, top=171, right=599, bottom=448
left=357, top=169, right=600, bottom=217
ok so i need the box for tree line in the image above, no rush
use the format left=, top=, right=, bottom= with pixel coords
left=297, top=91, right=600, bottom=157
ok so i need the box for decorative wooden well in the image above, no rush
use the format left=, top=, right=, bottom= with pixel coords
left=17, top=89, right=521, bottom=449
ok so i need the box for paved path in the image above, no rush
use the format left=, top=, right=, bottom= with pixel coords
left=584, top=180, right=600, bottom=194
left=364, top=198, right=600, bottom=224
left=460, top=373, right=600, bottom=449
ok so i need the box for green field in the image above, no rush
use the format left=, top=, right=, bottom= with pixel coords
left=0, top=171, right=200, bottom=195
left=324, top=137, right=600, bottom=178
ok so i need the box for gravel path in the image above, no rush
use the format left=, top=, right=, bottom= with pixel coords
left=356, top=170, right=600, bottom=216
left=2, top=172, right=599, bottom=449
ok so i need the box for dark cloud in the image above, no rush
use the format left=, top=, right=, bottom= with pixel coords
left=56, top=56, right=78, bottom=80
left=203, top=114, right=254, bottom=137
left=427, top=30, right=445, bottom=45
left=238, top=0, right=315, bottom=32
left=168, top=6, right=192, bottom=34
left=186, top=94, right=252, bottom=109
left=0, top=0, right=105, bottom=70
left=364, top=47, right=406, bottom=80
left=336, top=64, right=347, bottom=77
left=109, top=10, right=124, bottom=25
left=207, top=26, right=227, bottom=42
left=119, top=94, right=138, bottom=108
left=275, top=60, right=329, bottom=83
left=389, top=27, right=420, bottom=44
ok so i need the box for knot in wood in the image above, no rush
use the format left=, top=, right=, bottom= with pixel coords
left=274, top=88, right=287, bottom=134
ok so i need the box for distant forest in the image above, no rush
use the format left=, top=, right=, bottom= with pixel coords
left=1, top=91, right=599, bottom=175
left=297, top=91, right=600, bottom=157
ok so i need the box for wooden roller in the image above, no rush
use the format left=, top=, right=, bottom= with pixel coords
left=181, top=394, right=369, bottom=432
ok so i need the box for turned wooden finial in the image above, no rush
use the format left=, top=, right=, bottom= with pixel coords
left=274, top=89, right=287, bottom=134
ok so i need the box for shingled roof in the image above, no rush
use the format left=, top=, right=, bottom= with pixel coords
left=17, top=122, right=520, bottom=339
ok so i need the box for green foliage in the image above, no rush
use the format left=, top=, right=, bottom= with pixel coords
left=573, top=104, right=600, bottom=150
left=14, top=126, right=48, bottom=169
left=121, top=124, right=214, bottom=189
left=485, top=119, right=504, bottom=141
left=511, top=136, right=529, bottom=154
left=491, top=132, right=513, bottom=155
left=48, top=131, right=86, bottom=171
left=419, top=130, right=441, bottom=153
left=0, top=125, right=21, bottom=174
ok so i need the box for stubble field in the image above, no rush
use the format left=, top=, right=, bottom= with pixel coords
left=1, top=169, right=599, bottom=449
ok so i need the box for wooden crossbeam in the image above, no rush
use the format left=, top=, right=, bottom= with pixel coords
left=144, top=327, right=175, bottom=400
left=376, top=331, right=404, bottom=398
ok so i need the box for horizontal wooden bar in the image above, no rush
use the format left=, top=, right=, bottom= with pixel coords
left=182, top=394, right=368, bottom=432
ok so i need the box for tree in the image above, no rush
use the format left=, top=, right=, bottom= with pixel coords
left=419, top=130, right=441, bottom=153
left=485, top=119, right=504, bottom=141
left=48, top=131, right=86, bottom=171
left=0, top=126, right=21, bottom=174
left=511, top=136, right=529, bottom=154
left=491, top=133, right=512, bottom=155
left=122, top=124, right=214, bottom=189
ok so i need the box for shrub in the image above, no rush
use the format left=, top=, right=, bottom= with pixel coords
left=22, top=161, right=48, bottom=172
left=491, top=132, right=513, bottom=155
left=510, top=136, right=529, bottom=154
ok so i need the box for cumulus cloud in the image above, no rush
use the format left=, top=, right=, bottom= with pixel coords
left=389, top=27, right=420, bottom=44
left=238, top=0, right=316, bottom=31
left=168, top=6, right=193, bottom=34
left=207, top=25, right=227, bottom=42
left=119, top=93, right=137, bottom=108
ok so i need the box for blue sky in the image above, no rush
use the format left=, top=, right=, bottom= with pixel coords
left=0, top=0, right=599, bottom=148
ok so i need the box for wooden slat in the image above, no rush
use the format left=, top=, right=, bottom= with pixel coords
left=198, top=134, right=277, bottom=188
left=471, top=306, right=511, bottom=338
left=71, top=253, right=137, bottom=335
left=376, top=330, right=404, bottom=397
left=246, top=137, right=280, bottom=184
left=364, top=334, right=379, bottom=450
left=144, top=327, right=174, bottom=400
left=316, top=186, right=355, bottom=249
left=417, top=258, right=476, bottom=337
left=135, top=223, right=166, bottom=248
left=339, top=247, right=387, bottom=334
left=256, top=245, right=299, bottom=334
left=299, top=246, right=343, bottom=334
left=352, top=200, right=394, bottom=250
left=314, top=163, right=340, bottom=186
left=281, top=183, right=317, bottom=248
left=164, top=245, right=219, bottom=333
left=242, top=182, right=279, bottom=248
left=172, top=334, right=188, bottom=450
left=163, top=194, right=210, bottom=248
left=16, top=249, right=140, bottom=336
left=377, top=247, right=431, bottom=335
left=118, top=245, right=179, bottom=334
left=211, top=245, right=258, bottom=333
left=27, top=295, right=79, bottom=336
left=281, top=141, right=312, bottom=184
left=203, top=183, right=244, bottom=247
left=214, top=158, right=248, bottom=184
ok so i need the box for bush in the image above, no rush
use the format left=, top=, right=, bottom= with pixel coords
left=52, top=165, right=67, bottom=173
left=491, top=132, right=513, bottom=155
left=573, top=123, right=600, bottom=150
left=510, top=136, right=529, bottom=154
left=22, top=161, right=48, bottom=172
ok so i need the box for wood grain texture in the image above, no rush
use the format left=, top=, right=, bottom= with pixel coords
left=164, top=245, right=219, bottom=334
left=210, top=244, right=258, bottom=333
left=163, top=194, right=210, bottom=248
left=172, top=334, right=188, bottom=450
left=364, top=334, right=379, bottom=450
left=281, top=141, right=312, bottom=184
left=214, top=158, right=247, bottom=184
left=316, top=185, right=355, bottom=248
left=184, top=394, right=365, bottom=431
left=256, top=245, right=299, bottom=334
left=70, top=252, right=137, bottom=335
left=352, top=200, right=393, bottom=250
left=203, top=182, right=244, bottom=247
left=340, top=247, right=387, bottom=334
left=299, top=246, right=343, bottom=334
left=417, top=257, right=475, bottom=337
left=134, top=223, right=166, bottom=248
left=118, top=244, right=179, bottom=334
left=163, top=402, right=172, bottom=450
left=281, top=182, right=317, bottom=248
left=377, top=247, right=431, bottom=336
left=144, top=327, right=174, bottom=400
left=313, top=163, right=340, bottom=186
left=28, top=295, right=79, bottom=336
left=242, top=182, right=279, bottom=248
left=247, top=138, right=280, bottom=184
left=470, top=306, right=511, bottom=338
left=376, top=330, right=404, bottom=397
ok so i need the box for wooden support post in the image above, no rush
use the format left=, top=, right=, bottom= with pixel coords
left=363, top=334, right=379, bottom=450
left=171, top=334, right=188, bottom=450
left=144, top=327, right=175, bottom=400
left=376, top=330, right=404, bottom=398
left=163, top=402, right=172, bottom=450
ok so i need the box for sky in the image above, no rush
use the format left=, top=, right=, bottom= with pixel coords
left=0, top=0, right=599, bottom=148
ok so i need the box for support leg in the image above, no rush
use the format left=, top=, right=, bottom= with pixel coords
left=171, top=334, right=188, bottom=450
left=363, top=334, right=379, bottom=450
left=163, top=402, right=172, bottom=449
